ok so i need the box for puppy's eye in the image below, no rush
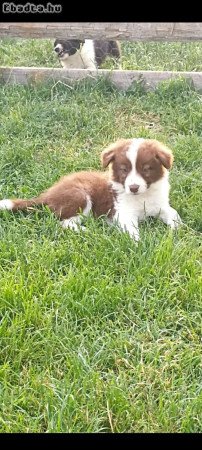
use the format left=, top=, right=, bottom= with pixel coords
left=120, top=166, right=128, bottom=174
left=143, top=165, right=152, bottom=172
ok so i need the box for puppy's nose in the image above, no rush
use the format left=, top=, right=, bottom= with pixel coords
left=54, top=47, right=60, bottom=53
left=129, top=184, right=140, bottom=193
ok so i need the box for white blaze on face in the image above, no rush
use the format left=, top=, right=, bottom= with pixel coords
left=125, top=138, right=147, bottom=194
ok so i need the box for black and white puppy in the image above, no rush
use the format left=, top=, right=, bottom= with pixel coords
left=54, top=39, right=121, bottom=69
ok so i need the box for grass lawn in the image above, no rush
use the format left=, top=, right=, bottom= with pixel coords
left=0, top=39, right=201, bottom=433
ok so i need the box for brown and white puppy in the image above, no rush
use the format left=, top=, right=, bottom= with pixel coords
left=0, top=138, right=182, bottom=241
left=54, top=39, right=121, bottom=69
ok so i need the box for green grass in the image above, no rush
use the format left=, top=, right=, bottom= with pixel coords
left=0, top=40, right=202, bottom=433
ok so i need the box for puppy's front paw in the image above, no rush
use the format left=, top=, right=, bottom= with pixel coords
left=169, top=213, right=182, bottom=230
left=160, top=208, right=182, bottom=230
left=126, top=226, right=140, bottom=242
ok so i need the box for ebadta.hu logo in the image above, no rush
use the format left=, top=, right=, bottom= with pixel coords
left=2, top=2, right=62, bottom=13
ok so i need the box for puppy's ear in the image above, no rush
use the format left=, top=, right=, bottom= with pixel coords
left=101, top=146, right=115, bottom=168
left=155, top=143, right=174, bottom=169
left=101, top=139, right=130, bottom=168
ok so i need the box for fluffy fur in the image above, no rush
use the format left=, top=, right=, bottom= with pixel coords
left=54, top=39, right=121, bottom=69
left=0, top=138, right=182, bottom=241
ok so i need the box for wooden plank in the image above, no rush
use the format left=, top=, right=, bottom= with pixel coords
left=1, top=67, right=202, bottom=91
left=0, top=23, right=202, bottom=41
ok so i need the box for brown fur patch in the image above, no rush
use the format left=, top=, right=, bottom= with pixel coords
left=136, top=139, right=173, bottom=185
left=101, top=139, right=133, bottom=185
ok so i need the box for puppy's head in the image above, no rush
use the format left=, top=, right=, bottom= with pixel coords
left=101, top=138, right=173, bottom=195
left=54, top=39, right=85, bottom=60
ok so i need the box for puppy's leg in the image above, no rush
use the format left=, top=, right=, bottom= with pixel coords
left=62, top=216, right=85, bottom=231
left=61, top=195, right=92, bottom=231
left=59, top=193, right=92, bottom=232
left=159, top=206, right=182, bottom=229
left=123, top=222, right=140, bottom=241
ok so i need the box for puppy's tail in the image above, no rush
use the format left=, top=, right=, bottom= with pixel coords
left=0, top=197, right=43, bottom=212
